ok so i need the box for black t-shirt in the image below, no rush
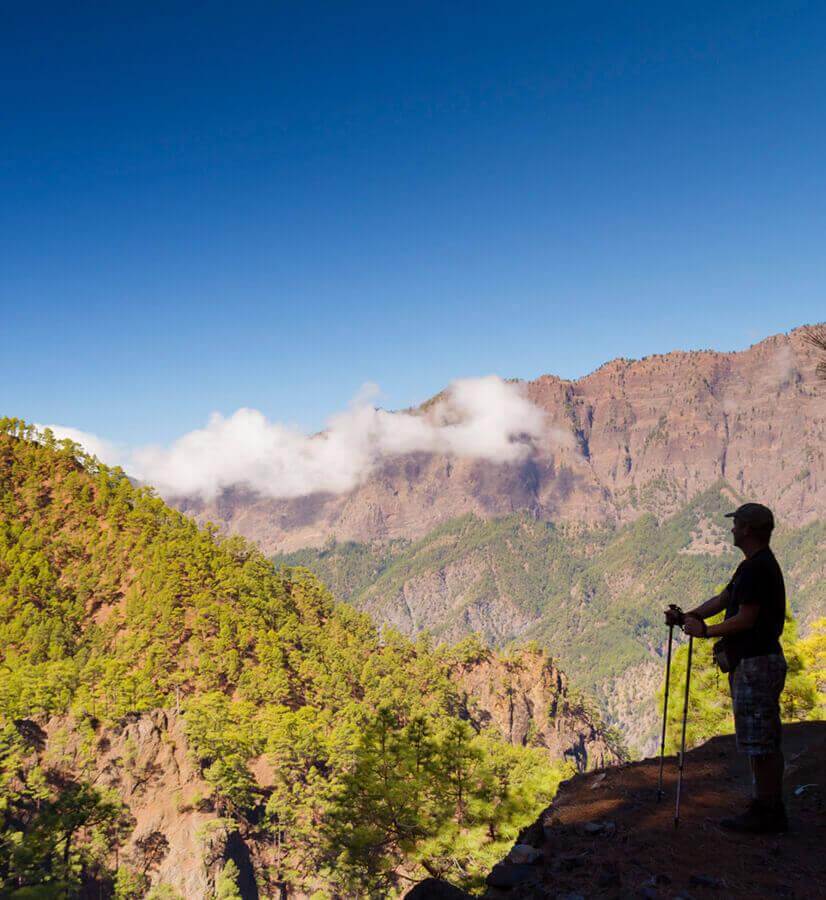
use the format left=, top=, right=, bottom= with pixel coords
left=724, top=546, right=785, bottom=658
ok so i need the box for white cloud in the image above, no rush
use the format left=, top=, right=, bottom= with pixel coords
left=129, top=376, right=550, bottom=499
left=35, top=423, right=123, bottom=467
left=34, top=377, right=557, bottom=500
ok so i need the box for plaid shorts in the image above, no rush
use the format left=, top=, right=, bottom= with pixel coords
left=729, top=653, right=787, bottom=756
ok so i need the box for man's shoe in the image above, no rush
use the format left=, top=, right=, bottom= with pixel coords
left=720, top=800, right=788, bottom=834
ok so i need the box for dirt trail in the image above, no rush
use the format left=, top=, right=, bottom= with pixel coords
left=483, top=720, right=825, bottom=899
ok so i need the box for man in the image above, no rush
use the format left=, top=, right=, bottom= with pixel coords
left=665, top=502, right=787, bottom=833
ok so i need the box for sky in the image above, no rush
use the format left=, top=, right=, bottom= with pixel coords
left=2, top=1, right=825, bottom=452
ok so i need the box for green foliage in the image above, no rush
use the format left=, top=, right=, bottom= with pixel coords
left=0, top=715, right=133, bottom=895
left=114, top=865, right=150, bottom=899
left=214, top=860, right=242, bottom=899
left=799, top=617, right=826, bottom=715
left=277, top=484, right=825, bottom=707
left=324, top=706, right=572, bottom=895
left=0, top=421, right=572, bottom=895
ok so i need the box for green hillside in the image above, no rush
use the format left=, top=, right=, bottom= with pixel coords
left=0, top=420, right=584, bottom=897
left=276, top=487, right=825, bottom=708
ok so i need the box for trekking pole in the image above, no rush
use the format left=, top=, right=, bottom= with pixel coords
left=656, top=614, right=677, bottom=802
left=674, top=634, right=693, bottom=828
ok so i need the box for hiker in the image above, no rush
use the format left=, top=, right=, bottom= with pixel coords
left=665, top=502, right=787, bottom=833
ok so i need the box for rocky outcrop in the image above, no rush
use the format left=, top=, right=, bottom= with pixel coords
left=26, top=652, right=620, bottom=898
left=474, top=720, right=826, bottom=899
left=454, top=650, right=622, bottom=771
left=37, top=710, right=260, bottom=899
left=174, top=326, right=826, bottom=553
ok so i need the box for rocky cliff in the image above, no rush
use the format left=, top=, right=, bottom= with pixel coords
left=410, top=719, right=826, bottom=899
left=23, top=711, right=252, bottom=899
left=175, top=327, right=825, bottom=553
left=455, top=650, right=620, bottom=771
left=12, top=649, right=621, bottom=899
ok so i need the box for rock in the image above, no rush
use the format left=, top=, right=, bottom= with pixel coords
left=515, top=819, right=546, bottom=848
left=589, top=772, right=608, bottom=789
left=506, top=843, right=543, bottom=865
left=552, top=851, right=589, bottom=872
left=404, top=877, right=474, bottom=899
left=486, top=863, right=538, bottom=889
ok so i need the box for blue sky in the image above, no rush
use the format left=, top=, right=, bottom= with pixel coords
left=2, top=1, right=824, bottom=447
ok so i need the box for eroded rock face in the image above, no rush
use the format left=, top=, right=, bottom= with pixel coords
left=453, top=651, right=622, bottom=771
left=29, top=663, right=616, bottom=897
left=174, top=327, right=826, bottom=553
left=39, top=710, right=255, bottom=899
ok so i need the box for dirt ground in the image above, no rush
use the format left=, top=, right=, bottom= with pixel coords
left=483, top=720, right=826, bottom=899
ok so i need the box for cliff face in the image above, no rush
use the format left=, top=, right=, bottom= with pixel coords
left=16, top=651, right=618, bottom=898
left=34, top=711, right=240, bottom=899
left=176, top=327, right=825, bottom=554
left=455, top=651, right=621, bottom=771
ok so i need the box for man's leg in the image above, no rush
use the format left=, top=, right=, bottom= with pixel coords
left=722, top=655, right=787, bottom=832
left=752, top=751, right=784, bottom=809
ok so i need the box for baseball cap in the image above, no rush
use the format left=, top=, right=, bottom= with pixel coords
left=724, top=503, right=775, bottom=529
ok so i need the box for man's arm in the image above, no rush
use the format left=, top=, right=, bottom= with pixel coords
left=685, top=587, right=729, bottom=620
left=705, top=603, right=758, bottom=637
left=684, top=602, right=758, bottom=638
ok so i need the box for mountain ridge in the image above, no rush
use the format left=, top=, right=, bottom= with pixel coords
left=175, top=325, right=825, bottom=554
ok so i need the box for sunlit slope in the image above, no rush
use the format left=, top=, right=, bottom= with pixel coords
left=0, top=419, right=621, bottom=895
left=276, top=485, right=824, bottom=745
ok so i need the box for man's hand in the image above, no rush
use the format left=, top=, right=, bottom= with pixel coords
left=664, top=605, right=684, bottom=627
left=682, top=615, right=706, bottom=638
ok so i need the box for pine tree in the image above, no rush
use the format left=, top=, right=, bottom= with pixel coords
left=214, top=860, right=242, bottom=899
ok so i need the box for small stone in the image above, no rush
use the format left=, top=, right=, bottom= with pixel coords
left=589, top=772, right=608, bottom=789
left=598, top=865, right=621, bottom=888
left=641, top=874, right=672, bottom=887
left=506, top=843, right=543, bottom=865
left=486, top=863, right=537, bottom=889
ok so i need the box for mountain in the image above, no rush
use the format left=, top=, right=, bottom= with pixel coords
left=176, top=327, right=825, bottom=752
left=274, top=487, right=825, bottom=753
left=0, top=421, right=622, bottom=898
left=176, top=327, right=825, bottom=553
